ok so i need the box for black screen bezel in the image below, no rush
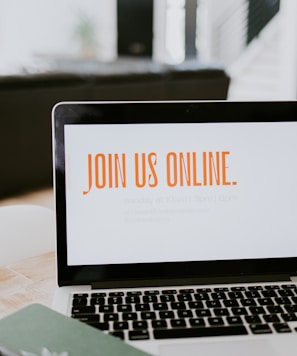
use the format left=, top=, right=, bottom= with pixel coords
left=52, top=100, right=297, bottom=286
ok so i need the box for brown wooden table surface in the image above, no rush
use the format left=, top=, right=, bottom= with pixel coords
left=0, top=251, right=56, bottom=319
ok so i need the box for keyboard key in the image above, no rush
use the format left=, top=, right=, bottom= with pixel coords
left=245, top=291, right=260, bottom=298
left=206, top=300, right=221, bottom=308
left=267, top=305, right=283, bottom=314
left=189, top=318, right=205, bottom=327
left=73, top=293, right=88, bottom=298
left=227, top=316, right=243, bottom=325
left=177, top=294, right=192, bottom=302
left=258, top=298, right=274, bottom=306
left=275, top=297, right=290, bottom=305
left=72, top=297, right=87, bottom=306
left=263, top=314, right=280, bottom=323
left=99, top=305, right=114, bottom=313
left=88, top=322, right=109, bottom=331
left=153, top=303, right=168, bottom=311
left=228, top=292, right=244, bottom=299
left=133, top=321, right=148, bottom=330
left=171, top=319, right=187, bottom=328
left=262, top=290, right=277, bottom=298
left=109, top=331, right=124, bottom=340
left=129, top=330, right=150, bottom=340
left=194, top=293, right=209, bottom=301
left=284, top=305, right=297, bottom=313
left=126, top=296, right=141, bottom=304
left=240, top=299, right=257, bottom=307
left=249, top=306, right=265, bottom=315
left=141, top=311, right=156, bottom=320
left=143, top=295, right=158, bottom=303
left=159, top=311, right=175, bottom=319
left=279, top=289, right=294, bottom=297
left=109, top=292, right=124, bottom=297
left=281, top=313, right=297, bottom=322
left=178, top=310, right=193, bottom=318
left=127, top=291, right=142, bottom=296
left=214, top=287, right=229, bottom=292
left=231, top=307, right=248, bottom=315
left=114, top=321, right=129, bottom=330
left=223, top=299, right=239, bottom=307
left=152, top=320, right=168, bottom=328
left=211, top=292, right=226, bottom=300
left=196, top=288, right=211, bottom=293
left=245, top=315, right=261, bottom=324
left=154, top=325, right=248, bottom=339
left=117, top=304, right=132, bottom=312
left=196, top=309, right=211, bottom=317
left=189, top=301, right=204, bottom=309
left=73, top=314, right=99, bottom=323
left=171, top=302, right=186, bottom=310
left=273, top=323, right=292, bottom=333
left=72, top=306, right=95, bottom=315
left=250, top=324, right=272, bottom=334
left=162, top=289, right=177, bottom=295
left=91, top=292, right=106, bottom=297
left=144, top=290, right=159, bottom=295
left=281, top=284, right=297, bottom=289
left=135, top=303, right=150, bottom=312
left=108, top=297, right=123, bottom=304
left=231, top=287, right=246, bottom=291
left=248, top=286, right=263, bottom=291
left=214, top=308, right=229, bottom=316
left=265, top=285, right=280, bottom=290
left=208, top=317, right=224, bottom=326
left=122, top=312, right=138, bottom=321
left=160, top=295, right=175, bottom=302
left=90, top=297, right=105, bottom=306
left=180, top=289, right=195, bottom=294
left=104, top=313, right=119, bottom=322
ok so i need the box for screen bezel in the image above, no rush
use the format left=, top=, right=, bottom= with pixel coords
left=52, top=100, right=297, bottom=286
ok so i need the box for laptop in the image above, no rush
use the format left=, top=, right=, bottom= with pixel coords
left=52, top=100, right=297, bottom=356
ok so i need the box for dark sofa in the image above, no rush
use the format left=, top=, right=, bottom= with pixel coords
left=0, top=59, right=230, bottom=198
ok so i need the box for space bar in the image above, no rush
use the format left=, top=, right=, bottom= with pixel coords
left=154, top=325, right=248, bottom=339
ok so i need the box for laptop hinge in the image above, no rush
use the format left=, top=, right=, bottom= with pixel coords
left=91, top=274, right=292, bottom=289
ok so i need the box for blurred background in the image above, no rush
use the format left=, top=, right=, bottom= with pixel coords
left=0, top=0, right=296, bottom=203
left=0, top=0, right=295, bottom=98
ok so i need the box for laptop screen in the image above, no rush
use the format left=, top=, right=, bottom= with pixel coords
left=53, top=101, right=297, bottom=285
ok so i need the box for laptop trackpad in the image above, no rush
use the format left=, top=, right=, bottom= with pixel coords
left=159, top=339, right=277, bottom=356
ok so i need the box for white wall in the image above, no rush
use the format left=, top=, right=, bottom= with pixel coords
left=153, top=0, right=185, bottom=64
left=279, top=0, right=297, bottom=99
left=197, top=0, right=247, bottom=65
left=0, top=0, right=190, bottom=73
left=0, top=0, right=117, bottom=73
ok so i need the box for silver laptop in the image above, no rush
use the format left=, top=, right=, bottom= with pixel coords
left=52, top=101, right=297, bottom=356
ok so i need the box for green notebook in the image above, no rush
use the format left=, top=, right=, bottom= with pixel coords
left=0, top=304, right=151, bottom=356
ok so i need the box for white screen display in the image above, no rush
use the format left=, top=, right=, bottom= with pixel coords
left=64, top=122, right=297, bottom=266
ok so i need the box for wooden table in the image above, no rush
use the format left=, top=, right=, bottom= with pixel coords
left=0, top=251, right=56, bottom=319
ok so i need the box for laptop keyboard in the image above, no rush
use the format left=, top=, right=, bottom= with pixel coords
left=70, top=283, right=297, bottom=341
